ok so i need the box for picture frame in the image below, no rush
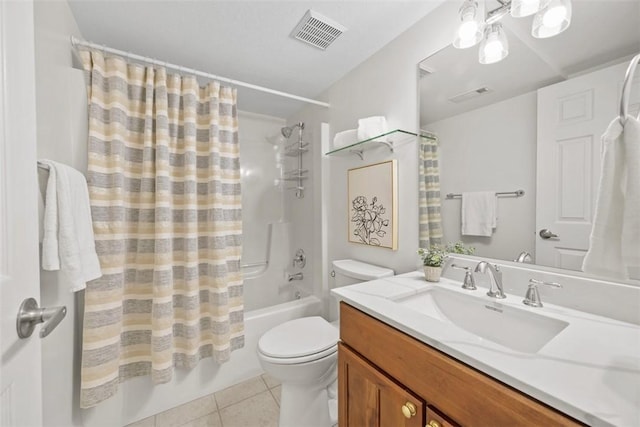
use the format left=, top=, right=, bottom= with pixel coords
left=347, top=159, right=398, bottom=250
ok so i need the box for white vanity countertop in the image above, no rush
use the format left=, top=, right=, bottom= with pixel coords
left=332, top=271, right=640, bottom=427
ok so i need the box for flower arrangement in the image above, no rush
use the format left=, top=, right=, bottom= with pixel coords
left=417, top=242, right=475, bottom=267
left=418, top=242, right=474, bottom=282
left=417, top=245, right=448, bottom=267
left=446, top=241, right=475, bottom=255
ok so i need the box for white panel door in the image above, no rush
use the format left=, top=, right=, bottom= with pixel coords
left=0, top=1, right=43, bottom=426
left=536, top=61, right=629, bottom=270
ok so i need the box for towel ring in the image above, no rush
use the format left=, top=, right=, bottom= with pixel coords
left=619, top=53, right=640, bottom=123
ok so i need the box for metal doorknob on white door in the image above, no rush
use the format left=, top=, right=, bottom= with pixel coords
left=16, top=298, right=66, bottom=339
left=539, top=229, right=559, bottom=239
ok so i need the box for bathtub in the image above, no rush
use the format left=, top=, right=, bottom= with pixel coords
left=100, top=295, right=324, bottom=425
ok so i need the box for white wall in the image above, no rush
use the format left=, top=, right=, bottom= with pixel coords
left=288, top=1, right=459, bottom=281
left=33, top=1, right=100, bottom=426
left=239, top=111, right=286, bottom=265
left=281, top=118, right=329, bottom=307
left=427, top=91, right=537, bottom=260
left=237, top=111, right=296, bottom=311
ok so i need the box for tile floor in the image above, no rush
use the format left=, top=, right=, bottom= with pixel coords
left=127, top=374, right=281, bottom=427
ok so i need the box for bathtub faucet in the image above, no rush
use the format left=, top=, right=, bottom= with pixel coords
left=287, top=272, right=304, bottom=282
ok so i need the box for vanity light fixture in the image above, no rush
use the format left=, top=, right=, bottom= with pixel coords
left=453, top=0, right=572, bottom=64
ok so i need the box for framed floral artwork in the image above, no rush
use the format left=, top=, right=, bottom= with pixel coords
left=348, top=159, right=398, bottom=250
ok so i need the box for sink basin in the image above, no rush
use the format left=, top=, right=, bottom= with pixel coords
left=393, top=287, right=569, bottom=353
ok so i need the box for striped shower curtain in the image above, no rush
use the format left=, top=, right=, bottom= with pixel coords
left=79, top=50, right=244, bottom=408
left=419, top=136, right=443, bottom=248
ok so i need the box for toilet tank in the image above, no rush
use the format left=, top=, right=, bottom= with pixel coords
left=330, top=259, right=394, bottom=321
left=332, top=259, right=395, bottom=287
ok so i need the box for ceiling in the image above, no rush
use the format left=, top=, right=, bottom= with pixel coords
left=68, top=0, right=445, bottom=118
left=420, top=0, right=640, bottom=124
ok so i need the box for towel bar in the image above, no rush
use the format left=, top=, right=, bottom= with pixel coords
left=445, top=190, right=525, bottom=199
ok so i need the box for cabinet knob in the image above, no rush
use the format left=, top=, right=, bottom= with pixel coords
left=428, top=420, right=442, bottom=427
left=401, top=401, right=417, bottom=418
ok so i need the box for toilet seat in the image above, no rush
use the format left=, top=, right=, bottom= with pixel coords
left=258, top=344, right=338, bottom=365
left=257, top=316, right=339, bottom=365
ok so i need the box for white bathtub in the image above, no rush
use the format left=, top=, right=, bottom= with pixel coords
left=100, top=295, right=324, bottom=425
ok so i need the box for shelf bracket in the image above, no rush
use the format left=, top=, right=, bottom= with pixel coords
left=378, top=140, right=394, bottom=152
left=348, top=140, right=393, bottom=160
left=351, top=149, right=364, bottom=160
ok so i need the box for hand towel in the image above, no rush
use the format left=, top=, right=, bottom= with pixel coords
left=39, top=159, right=102, bottom=292
left=621, top=116, right=640, bottom=269
left=357, top=116, right=388, bottom=142
left=41, top=164, right=60, bottom=270
left=332, top=129, right=358, bottom=150
left=461, top=191, right=497, bottom=237
left=583, top=117, right=640, bottom=279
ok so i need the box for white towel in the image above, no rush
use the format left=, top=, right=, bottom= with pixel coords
left=332, top=129, right=358, bottom=150
left=622, top=116, right=640, bottom=268
left=357, top=116, right=388, bottom=142
left=39, top=160, right=102, bottom=292
left=461, top=191, right=497, bottom=237
left=583, top=117, right=640, bottom=279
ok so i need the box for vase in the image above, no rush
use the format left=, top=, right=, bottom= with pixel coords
left=423, top=266, right=442, bottom=282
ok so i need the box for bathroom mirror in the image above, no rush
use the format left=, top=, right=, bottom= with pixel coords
left=418, top=1, right=640, bottom=282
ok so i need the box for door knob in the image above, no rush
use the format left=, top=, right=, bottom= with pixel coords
left=16, top=298, right=66, bottom=339
left=401, top=401, right=417, bottom=418
left=539, top=229, right=559, bottom=239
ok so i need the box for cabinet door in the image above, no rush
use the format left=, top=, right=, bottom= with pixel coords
left=339, top=343, right=425, bottom=427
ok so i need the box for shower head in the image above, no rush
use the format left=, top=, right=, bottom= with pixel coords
left=281, top=122, right=305, bottom=138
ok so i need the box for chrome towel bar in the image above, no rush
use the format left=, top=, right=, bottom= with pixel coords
left=445, top=189, right=525, bottom=199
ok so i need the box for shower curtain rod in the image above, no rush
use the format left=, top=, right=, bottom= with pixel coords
left=70, top=36, right=330, bottom=108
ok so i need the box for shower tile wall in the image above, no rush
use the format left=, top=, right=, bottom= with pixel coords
left=238, top=112, right=297, bottom=311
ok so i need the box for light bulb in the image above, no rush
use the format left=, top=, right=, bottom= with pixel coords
left=532, top=0, right=572, bottom=38
left=483, top=40, right=502, bottom=60
left=458, top=20, right=479, bottom=41
left=453, top=0, right=484, bottom=49
left=542, top=5, right=567, bottom=27
left=479, top=23, right=509, bottom=65
left=511, top=0, right=550, bottom=17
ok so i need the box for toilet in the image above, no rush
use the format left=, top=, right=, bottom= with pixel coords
left=257, top=259, right=394, bottom=427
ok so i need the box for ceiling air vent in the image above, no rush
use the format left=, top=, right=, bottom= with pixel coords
left=448, top=87, right=492, bottom=104
left=291, top=10, right=347, bottom=50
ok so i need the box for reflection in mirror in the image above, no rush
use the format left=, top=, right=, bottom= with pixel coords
left=418, top=0, right=640, bottom=282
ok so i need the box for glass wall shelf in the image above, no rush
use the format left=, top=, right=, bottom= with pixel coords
left=325, top=129, right=435, bottom=160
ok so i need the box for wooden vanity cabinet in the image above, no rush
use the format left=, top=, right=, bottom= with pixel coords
left=339, top=343, right=426, bottom=427
left=338, top=302, right=584, bottom=427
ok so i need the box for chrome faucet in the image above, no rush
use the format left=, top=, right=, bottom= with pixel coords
left=287, top=272, right=304, bottom=282
left=474, top=261, right=506, bottom=299
left=514, top=251, right=533, bottom=263
left=523, top=279, right=562, bottom=307
left=450, top=264, right=477, bottom=290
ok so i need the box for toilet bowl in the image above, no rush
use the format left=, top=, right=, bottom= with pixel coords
left=257, top=260, right=394, bottom=427
left=257, top=316, right=339, bottom=427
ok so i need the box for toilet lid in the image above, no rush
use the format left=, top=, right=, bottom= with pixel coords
left=258, top=316, right=339, bottom=359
